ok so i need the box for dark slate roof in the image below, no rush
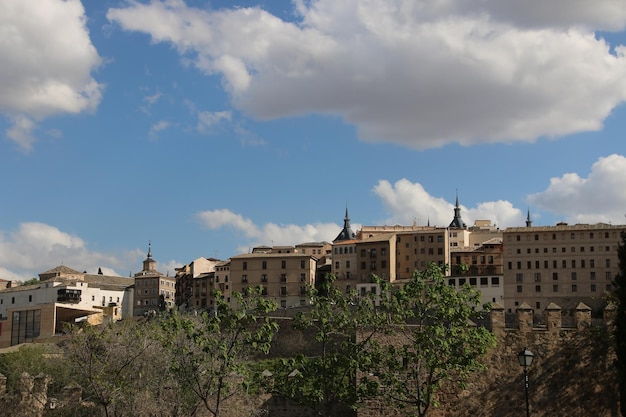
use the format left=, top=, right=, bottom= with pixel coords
left=334, top=207, right=356, bottom=242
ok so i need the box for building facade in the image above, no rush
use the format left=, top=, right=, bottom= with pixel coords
left=229, top=248, right=318, bottom=309
left=0, top=265, right=133, bottom=348
left=133, top=245, right=176, bottom=316
left=502, top=223, right=625, bottom=313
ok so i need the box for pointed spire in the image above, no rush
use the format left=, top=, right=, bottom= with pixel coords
left=147, top=241, right=152, bottom=259
left=334, top=206, right=356, bottom=242
left=526, top=208, right=533, bottom=227
left=448, top=190, right=467, bottom=229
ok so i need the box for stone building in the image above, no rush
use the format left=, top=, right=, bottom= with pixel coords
left=502, top=222, right=625, bottom=313
left=133, top=244, right=176, bottom=316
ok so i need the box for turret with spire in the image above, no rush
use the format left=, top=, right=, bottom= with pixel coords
left=334, top=207, right=356, bottom=242
left=142, top=242, right=157, bottom=273
left=448, top=191, right=467, bottom=229
left=526, top=208, right=533, bottom=227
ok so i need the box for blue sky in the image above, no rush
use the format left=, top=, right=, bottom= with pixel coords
left=1, top=0, right=626, bottom=281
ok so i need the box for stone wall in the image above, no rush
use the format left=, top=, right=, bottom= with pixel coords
left=359, top=302, right=619, bottom=417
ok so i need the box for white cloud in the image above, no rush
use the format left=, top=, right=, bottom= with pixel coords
left=107, top=0, right=626, bottom=149
left=0, top=222, right=145, bottom=281
left=6, top=115, right=36, bottom=152
left=149, top=120, right=171, bottom=139
left=529, top=154, right=626, bottom=224
left=373, top=179, right=524, bottom=228
left=197, top=208, right=341, bottom=250
left=197, top=110, right=232, bottom=133
left=0, top=0, right=103, bottom=148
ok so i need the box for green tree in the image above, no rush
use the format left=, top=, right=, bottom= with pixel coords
left=63, top=318, right=176, bottom=417
left=614, top=231, right=626, bottom=416
left=261, top=275, right=394, bottom=417
left=160, top=287, right=278, bottom=417
left=374, top=263, right=496, bottom=417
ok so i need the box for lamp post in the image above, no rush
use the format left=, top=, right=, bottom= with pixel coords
left=517, top=348, right=534, bottom=417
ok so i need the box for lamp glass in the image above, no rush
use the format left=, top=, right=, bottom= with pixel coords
left=517, top=348, right=534, bottom=367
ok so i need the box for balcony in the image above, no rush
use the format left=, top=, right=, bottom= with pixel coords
left=57, top=288, right=81, bottom=304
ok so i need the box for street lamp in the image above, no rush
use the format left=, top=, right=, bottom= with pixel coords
left=517, top=348, right=534, bottom=417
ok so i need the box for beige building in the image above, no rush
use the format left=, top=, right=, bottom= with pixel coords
left=133, top=245, right=176, bottom=316
left=502, top=222, right=625, bottom=313
left=229, top=248, right=318, bottom=309
left=449, top=237, right=504, bottom=307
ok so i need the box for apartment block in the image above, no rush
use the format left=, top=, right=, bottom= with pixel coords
left=229, top=248, right=318, bottom=309
left=503, top=223, right=625, bottom=313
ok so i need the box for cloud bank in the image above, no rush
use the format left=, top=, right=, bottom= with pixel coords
left=529, top=154, right=626, bottom=224
left=0, top=0, right=103, bottom=151
left=108, top=0, right=626, bottom=149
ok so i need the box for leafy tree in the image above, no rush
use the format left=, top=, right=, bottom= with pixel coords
left=614, top=231, right=626, bottom=416
left=261, top=275, right=394, bottom=417
left=19, top=278, right=39, bottom=286
left=160, top=287, right=278, bottom=417
left=63, top=318, right=176, bottom=417
left=373, top=263, right=496, bottom=417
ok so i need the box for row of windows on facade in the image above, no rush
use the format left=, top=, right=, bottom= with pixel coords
left=510, top=231, right=618, bottom=241
left=0, top=294, right=120, bottom=305
left=136, top=299, right=175, bottom=306
left=196, top=296, right=307, bottom=309
left=454, top=255, right=496, bottom=265
left=137, top=289, right=173, bottom=297
left=508, top=258, right=613, bottom=270
left=240, top=286, right=307, bottom=297
left=242, top=260, right=307, bottom=270
left=136, top=279, right=173, bottom=287
left=241, top=273, right=308, bottom=283
left=510, top=245, right=616, bottom=255
left=514, top=271, right=612, bottom=281
left=447, top=276, right=500, bottom=287
left=515, top=283, right=612, bottom=294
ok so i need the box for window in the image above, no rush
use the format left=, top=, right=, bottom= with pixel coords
left=300, top=273, right=306, bottom=282
left=261, top=274, right=267, bottom=282
left=480, top=277, right=488, bottom=286
left=533, top=273, right=541, bottom=282
left=535, top=285, right=541, bottom=292
left=591, top=284, right=597, bottom=292
left=243, top=262, right=247, bottom=270
left=606, top=259, right=611, bottom=268
left=491, top=277, right=499, bottom=286
left=242, top=275, right=248, bottom=282
left=516, top=285, right=522, bottom=293
left=300, top=260, right=305, bottom=269
left=590, top=271, right=596, bottom=280
left=590, top=259, right=595, bottom=268
left=571, top=272, right=577, bottom=280
left=553, top=284, right=559, bottom=292
left=469, top=278, right=477, bottom=286
left=571, top=260, right=576, bottom=268
left=11, top=309, right=41, bottom=346
left=448, top=279, right=456, bottom=286
left=262, top=261, right=267, bottom=269
left=572, top=284, right=578, bottom=292
left=281, top=260, right=286, bottom=269
left=280, top=287, right=287, bottom=296
left=280, top=274, right=287, bottom=282
left=516, top=273, right=524, bottom=282
left=552, top=272, right=558, bottom=281
left=280, top=300, right=287, bottom=308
